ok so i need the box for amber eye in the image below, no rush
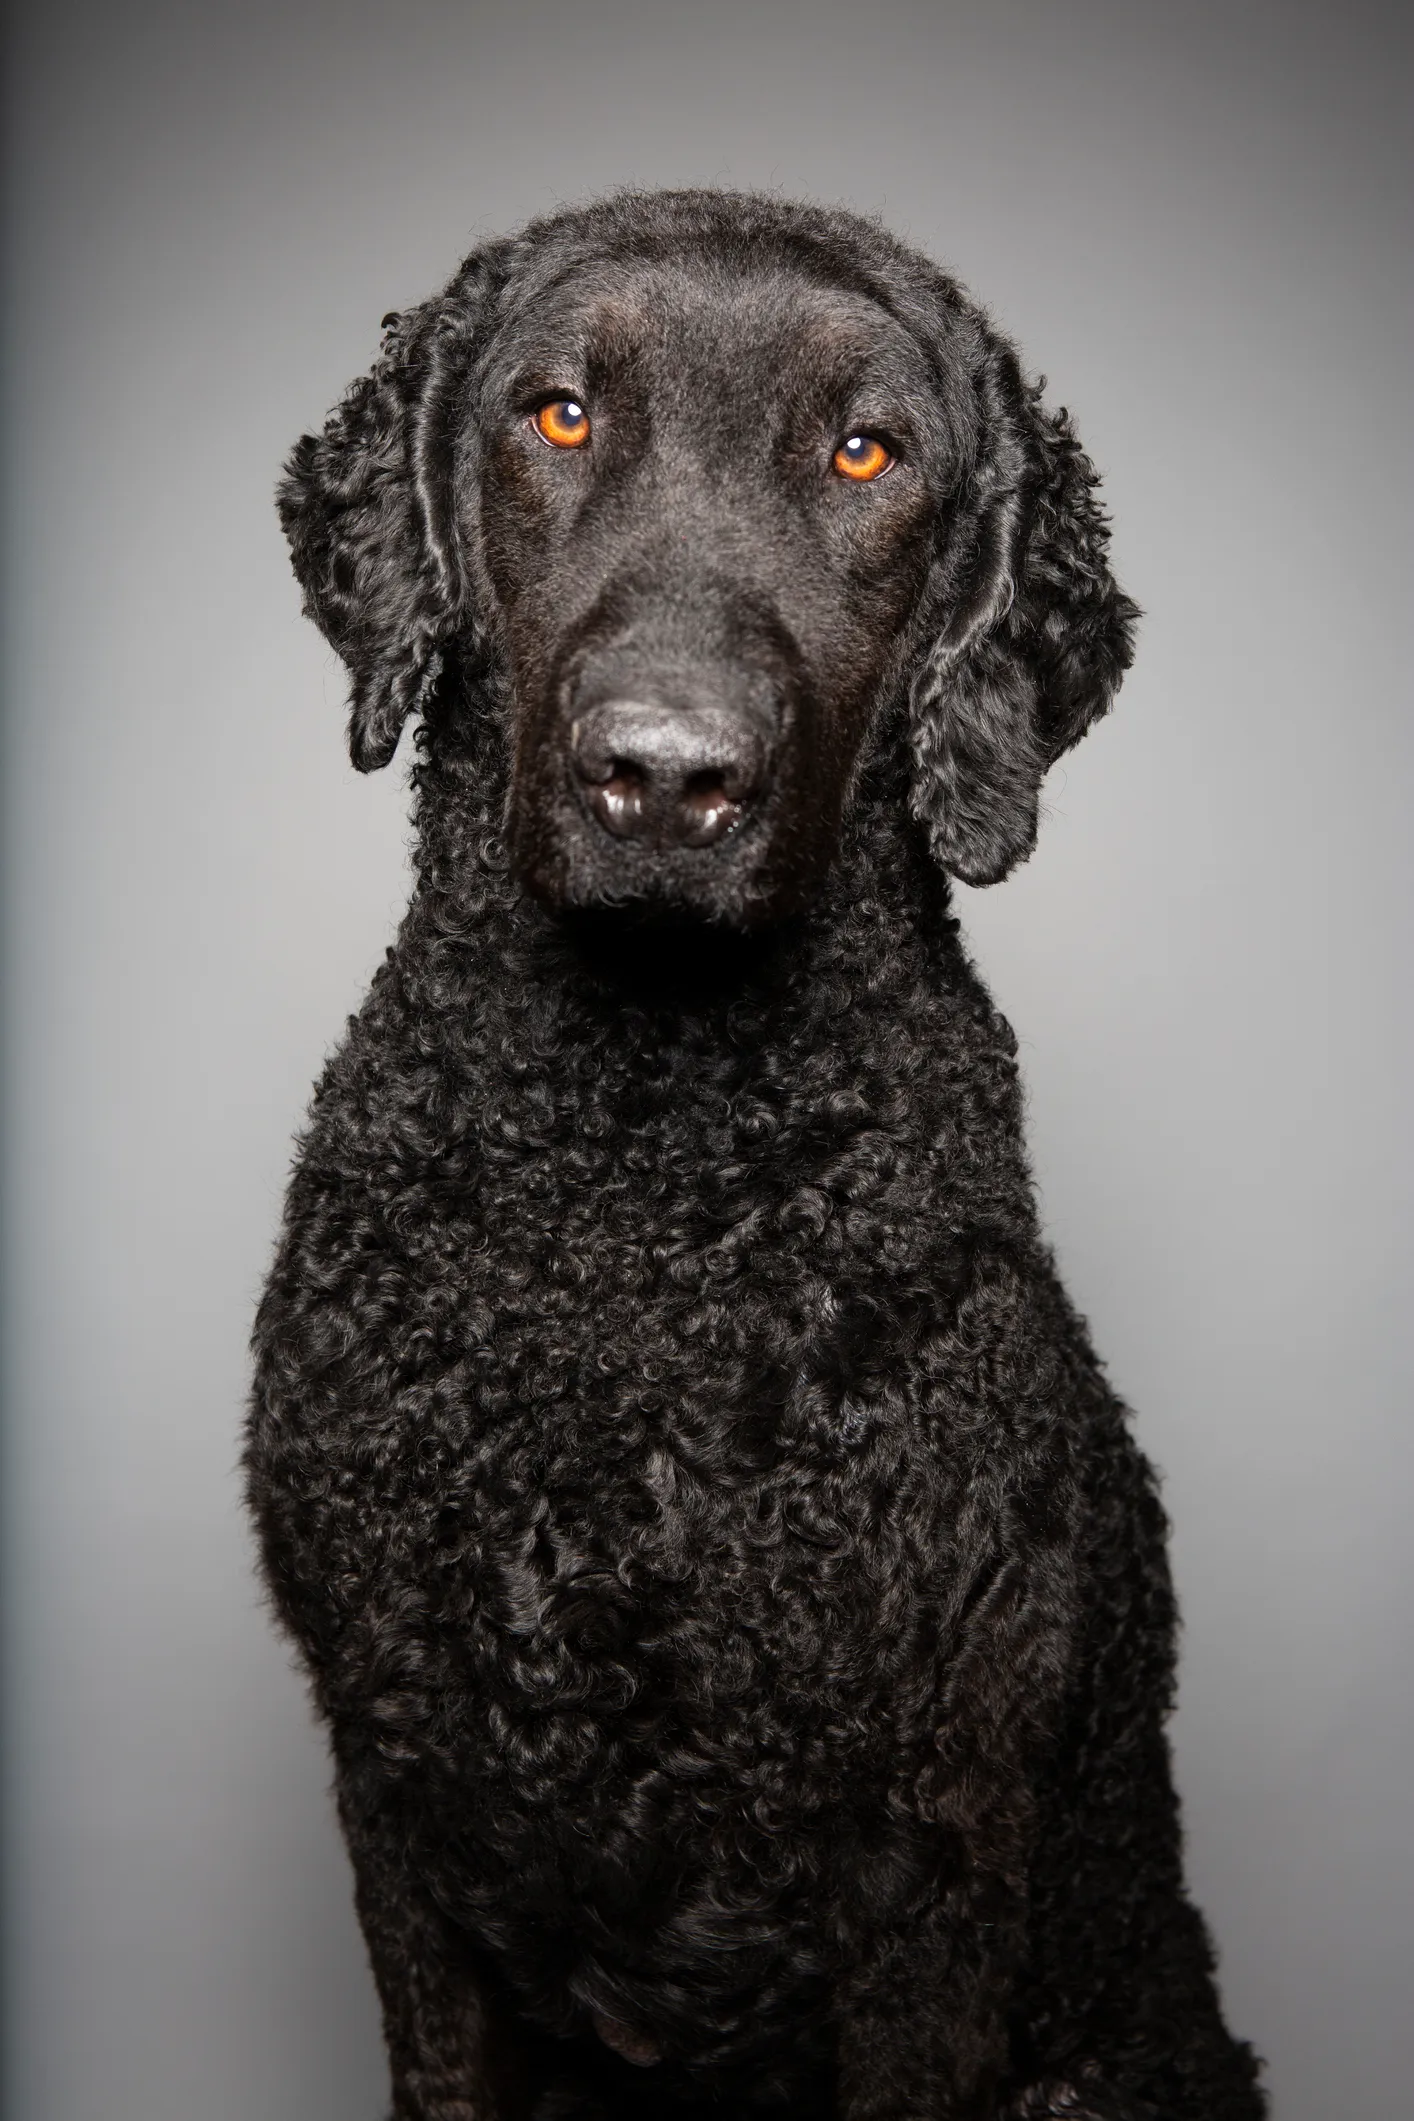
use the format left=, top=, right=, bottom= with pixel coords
left=832, top=433, right=894, bottom=482
left=533, top=398, right=591, bottom=448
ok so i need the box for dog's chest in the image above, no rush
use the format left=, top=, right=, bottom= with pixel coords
left=388, top=1362, right=958, bottom=1812
left=280, top=1004, right=994, bottom=1844
left=254, top=955, right=1025, bottom=2040
left=384, top=1388, right=961, bottom=2048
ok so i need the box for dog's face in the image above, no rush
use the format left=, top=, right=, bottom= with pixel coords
left=280, top=193, right=1137, bottom=923
left=474, top=255, right=955, bottom=923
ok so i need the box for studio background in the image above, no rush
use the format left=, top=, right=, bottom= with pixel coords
left=3, top=2, right=1409, bottom=2117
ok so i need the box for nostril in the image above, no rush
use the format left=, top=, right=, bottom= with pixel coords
left=593, top=759, right=648, bottom=831
left=580, top=757, right=651, bottom=839
left=679, top=770, right=744, bottom=848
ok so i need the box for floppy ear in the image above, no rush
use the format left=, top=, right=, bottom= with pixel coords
left=907, top=328, right=1139, bottom=885
left=277, top=278, right=486, bottom=771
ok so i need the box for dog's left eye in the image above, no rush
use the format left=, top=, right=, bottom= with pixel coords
left=533, top=399, right=591, bottom=448
left=832, top=434, right=894, bottom=482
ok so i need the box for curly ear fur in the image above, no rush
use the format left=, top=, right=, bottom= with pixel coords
left=277, top=281, right=486, bottom=771
left=908, top=331, right=1139, bottom=886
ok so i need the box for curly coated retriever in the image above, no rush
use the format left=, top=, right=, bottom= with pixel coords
left=247, top=189, right=1266, bottom=2121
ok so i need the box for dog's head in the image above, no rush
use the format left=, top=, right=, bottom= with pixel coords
left=281, top=191, right=1136, bottom=925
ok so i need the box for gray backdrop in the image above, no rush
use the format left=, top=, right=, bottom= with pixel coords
left=4, top=2, right=1410, bottom=2116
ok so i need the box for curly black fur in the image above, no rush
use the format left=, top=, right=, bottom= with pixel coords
left=248, top=191, right=1265, bottom=2121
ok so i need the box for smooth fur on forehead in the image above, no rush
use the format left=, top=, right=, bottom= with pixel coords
left=466, top=188, right=972, bottom=313
left=449, top=188, right=988, bottom=436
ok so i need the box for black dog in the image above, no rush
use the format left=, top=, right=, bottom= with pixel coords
left=248, top=189, right=1265, bottom=2121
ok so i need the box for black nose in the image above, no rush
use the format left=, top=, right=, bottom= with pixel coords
left=570, top=699, right=767, bottom=849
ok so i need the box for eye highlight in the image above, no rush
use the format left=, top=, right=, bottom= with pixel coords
left=833, top=433, right=894, bottom=482
left=533, top=399, right=591, bottom=449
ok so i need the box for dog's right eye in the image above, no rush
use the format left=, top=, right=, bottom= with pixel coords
left=533, top=399, right=591, bottom=449
left=832, top=433, right=894, bottom=482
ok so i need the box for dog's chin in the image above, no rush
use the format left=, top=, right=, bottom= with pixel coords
left=513, top=801, right=808, bottom=935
